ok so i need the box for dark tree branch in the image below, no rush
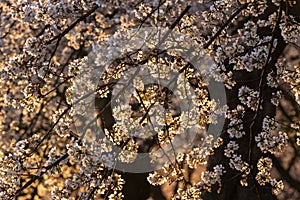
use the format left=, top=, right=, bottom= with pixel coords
left=15, top=153, right=69, bottom=197
left=46, top=5, right=99, bottom=45
left=203, top=3, right=249, bottom=49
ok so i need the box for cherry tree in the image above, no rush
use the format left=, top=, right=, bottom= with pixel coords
left=0, top=0, right=300, bottom=199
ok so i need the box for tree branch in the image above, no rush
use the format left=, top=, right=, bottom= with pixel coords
left=203, top=3, right=248, bottom=49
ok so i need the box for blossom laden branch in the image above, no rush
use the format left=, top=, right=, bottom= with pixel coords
left=46, top=5, right=99, bottom=45
left=203, top=3, right=249, bottom=49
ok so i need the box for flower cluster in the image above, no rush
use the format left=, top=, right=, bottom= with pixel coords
left=226, top=105, right=246, bottom=138
left=255, top=131, right=288, bottom=154
left=256, top=157, right=284, bottom=195
left=238, top=86, right=259, bottom=111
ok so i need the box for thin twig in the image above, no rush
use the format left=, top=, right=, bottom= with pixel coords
left=248, top=1, right=284, bottom=164
left=203, top=3, right=248, bottom=49
left=15, top=154, right=69, bottom=197
left=46, top=6, right=99, bottom=45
